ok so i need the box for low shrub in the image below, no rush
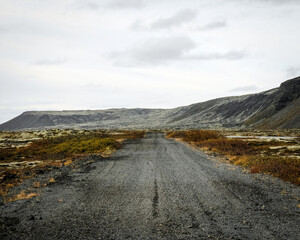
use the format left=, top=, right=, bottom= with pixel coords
left=0, top=131, right=142, bottom=162
left=0, top=130, right=145, bottom=198
left=166, top=130, right=221, bottom=142
left=13, top=136, right=119, bottom=161
left=122, top=130, right=145, bottom=139
left=197, top=139, right=254, bottom=156
left=166, top=130, right=300, bottom=185
left=166, top=131, right=187, bottom=139
left=246, top=156, right=300, bottom=185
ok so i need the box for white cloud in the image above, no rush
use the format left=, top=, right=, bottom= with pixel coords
left=150, top=9, right=198, bottom=29
left=131, top=9, right=198, bottom=31
left=69, top=0, right=147, bottom=11
left=35, top=59, right=66, bottom=65
left=229, top=85, right=258, bottom=93
left=286, top=67, right=300, bottom=78
left=243, top=0, right=300, bottom=4
left=70, top=1, right=100, bottom=11
left=199, top=20, right=227, bottom=30
left=109, top=36, right=197, bottom=66
left=109, top=36, right=246, bottom=66
left=105, top=0, right=147, bottom=9
left=186, top=50, right=246, bottom=61
left=0, top=0, right=300, bottom=123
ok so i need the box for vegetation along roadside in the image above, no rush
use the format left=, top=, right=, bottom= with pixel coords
left=166, top=130, right=300, bottom=185
left=0, top=129, right=145, bottom=200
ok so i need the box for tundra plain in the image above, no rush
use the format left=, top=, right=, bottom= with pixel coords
left=0, top=129, right=299, bottom=239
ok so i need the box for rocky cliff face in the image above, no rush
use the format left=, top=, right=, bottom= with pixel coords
left=243, top=77, right=300, bottom=129
left=1, top=76, right=299, bottom=131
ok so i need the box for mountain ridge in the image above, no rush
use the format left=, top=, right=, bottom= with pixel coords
left=1, top=76, right=299, bottom=131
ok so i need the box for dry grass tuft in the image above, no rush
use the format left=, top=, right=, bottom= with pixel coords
left=63, top=159, right=73, bottom=166
left=5, top=190, right=38, bottom=203
left=33, top=182, right=40, bottom=188
left=48, top=178, right=56, bottom=183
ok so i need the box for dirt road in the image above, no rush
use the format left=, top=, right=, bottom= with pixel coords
left=1, top=133, right=300, bottom=239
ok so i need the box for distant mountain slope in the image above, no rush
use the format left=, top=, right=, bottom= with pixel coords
left=244, top=77, right=300, bottom=129
left=1, top=76, right=299, bottom=131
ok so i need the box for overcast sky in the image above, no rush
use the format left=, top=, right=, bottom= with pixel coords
left=1, top=0, right=300, bottom=123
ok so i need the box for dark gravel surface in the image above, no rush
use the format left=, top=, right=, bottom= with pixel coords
left=1, top=132, right=300, bottom=239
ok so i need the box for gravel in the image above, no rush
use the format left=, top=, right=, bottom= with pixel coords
left=1, top=133, right=300, bottom=239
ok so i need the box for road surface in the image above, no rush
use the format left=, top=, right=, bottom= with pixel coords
left=1, top=133, right=300, bottom=239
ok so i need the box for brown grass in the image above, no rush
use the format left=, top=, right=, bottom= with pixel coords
left=0, top=130, right=145, bottom=198
left=245, top=156, right=300, bottom=184
left=5, top=190, right=38, bottom=203
left=196, top=139, right=253, bottom=156
left=0, top=130, right=146, bottom=163
left=33, top=182, right=41, bottom=188
left=166, top=130, right=221, bottom=142
left=167, top=130, right=300, bottom=185
left=48, top=178, right=56, bottom=183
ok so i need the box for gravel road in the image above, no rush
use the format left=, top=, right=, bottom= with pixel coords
left=1, top=132, right=300, bottom=239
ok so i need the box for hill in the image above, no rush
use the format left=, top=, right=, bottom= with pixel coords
left=0, top=76, right=299, bottom=131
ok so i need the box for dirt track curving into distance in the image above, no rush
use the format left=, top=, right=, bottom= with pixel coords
left=1, top=132, right=300, bottom=239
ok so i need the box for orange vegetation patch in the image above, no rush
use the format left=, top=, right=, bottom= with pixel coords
left=116, top=138, right=125, bottom=143
left=166, top=130, right=221, bottom=142
left=48, top=178, right=55, bottom=183
left=5, top=190, right=38, bottom=203
left=63, top=159, right=73, bottom=166
left=196, top=138, right=253, bottom=156
left=0, top=130, right=146, bottom=199
left=167, top=130, right=300, bottom=185
left=33, top=182, right=41, bottom=188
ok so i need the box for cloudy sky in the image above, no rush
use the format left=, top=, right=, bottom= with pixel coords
left=1, top=0, right=300, bottom=123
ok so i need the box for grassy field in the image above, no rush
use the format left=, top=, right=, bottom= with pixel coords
left=0, top=129, right=145, bottom=198
left=166, top=130, right=300, bottom=185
